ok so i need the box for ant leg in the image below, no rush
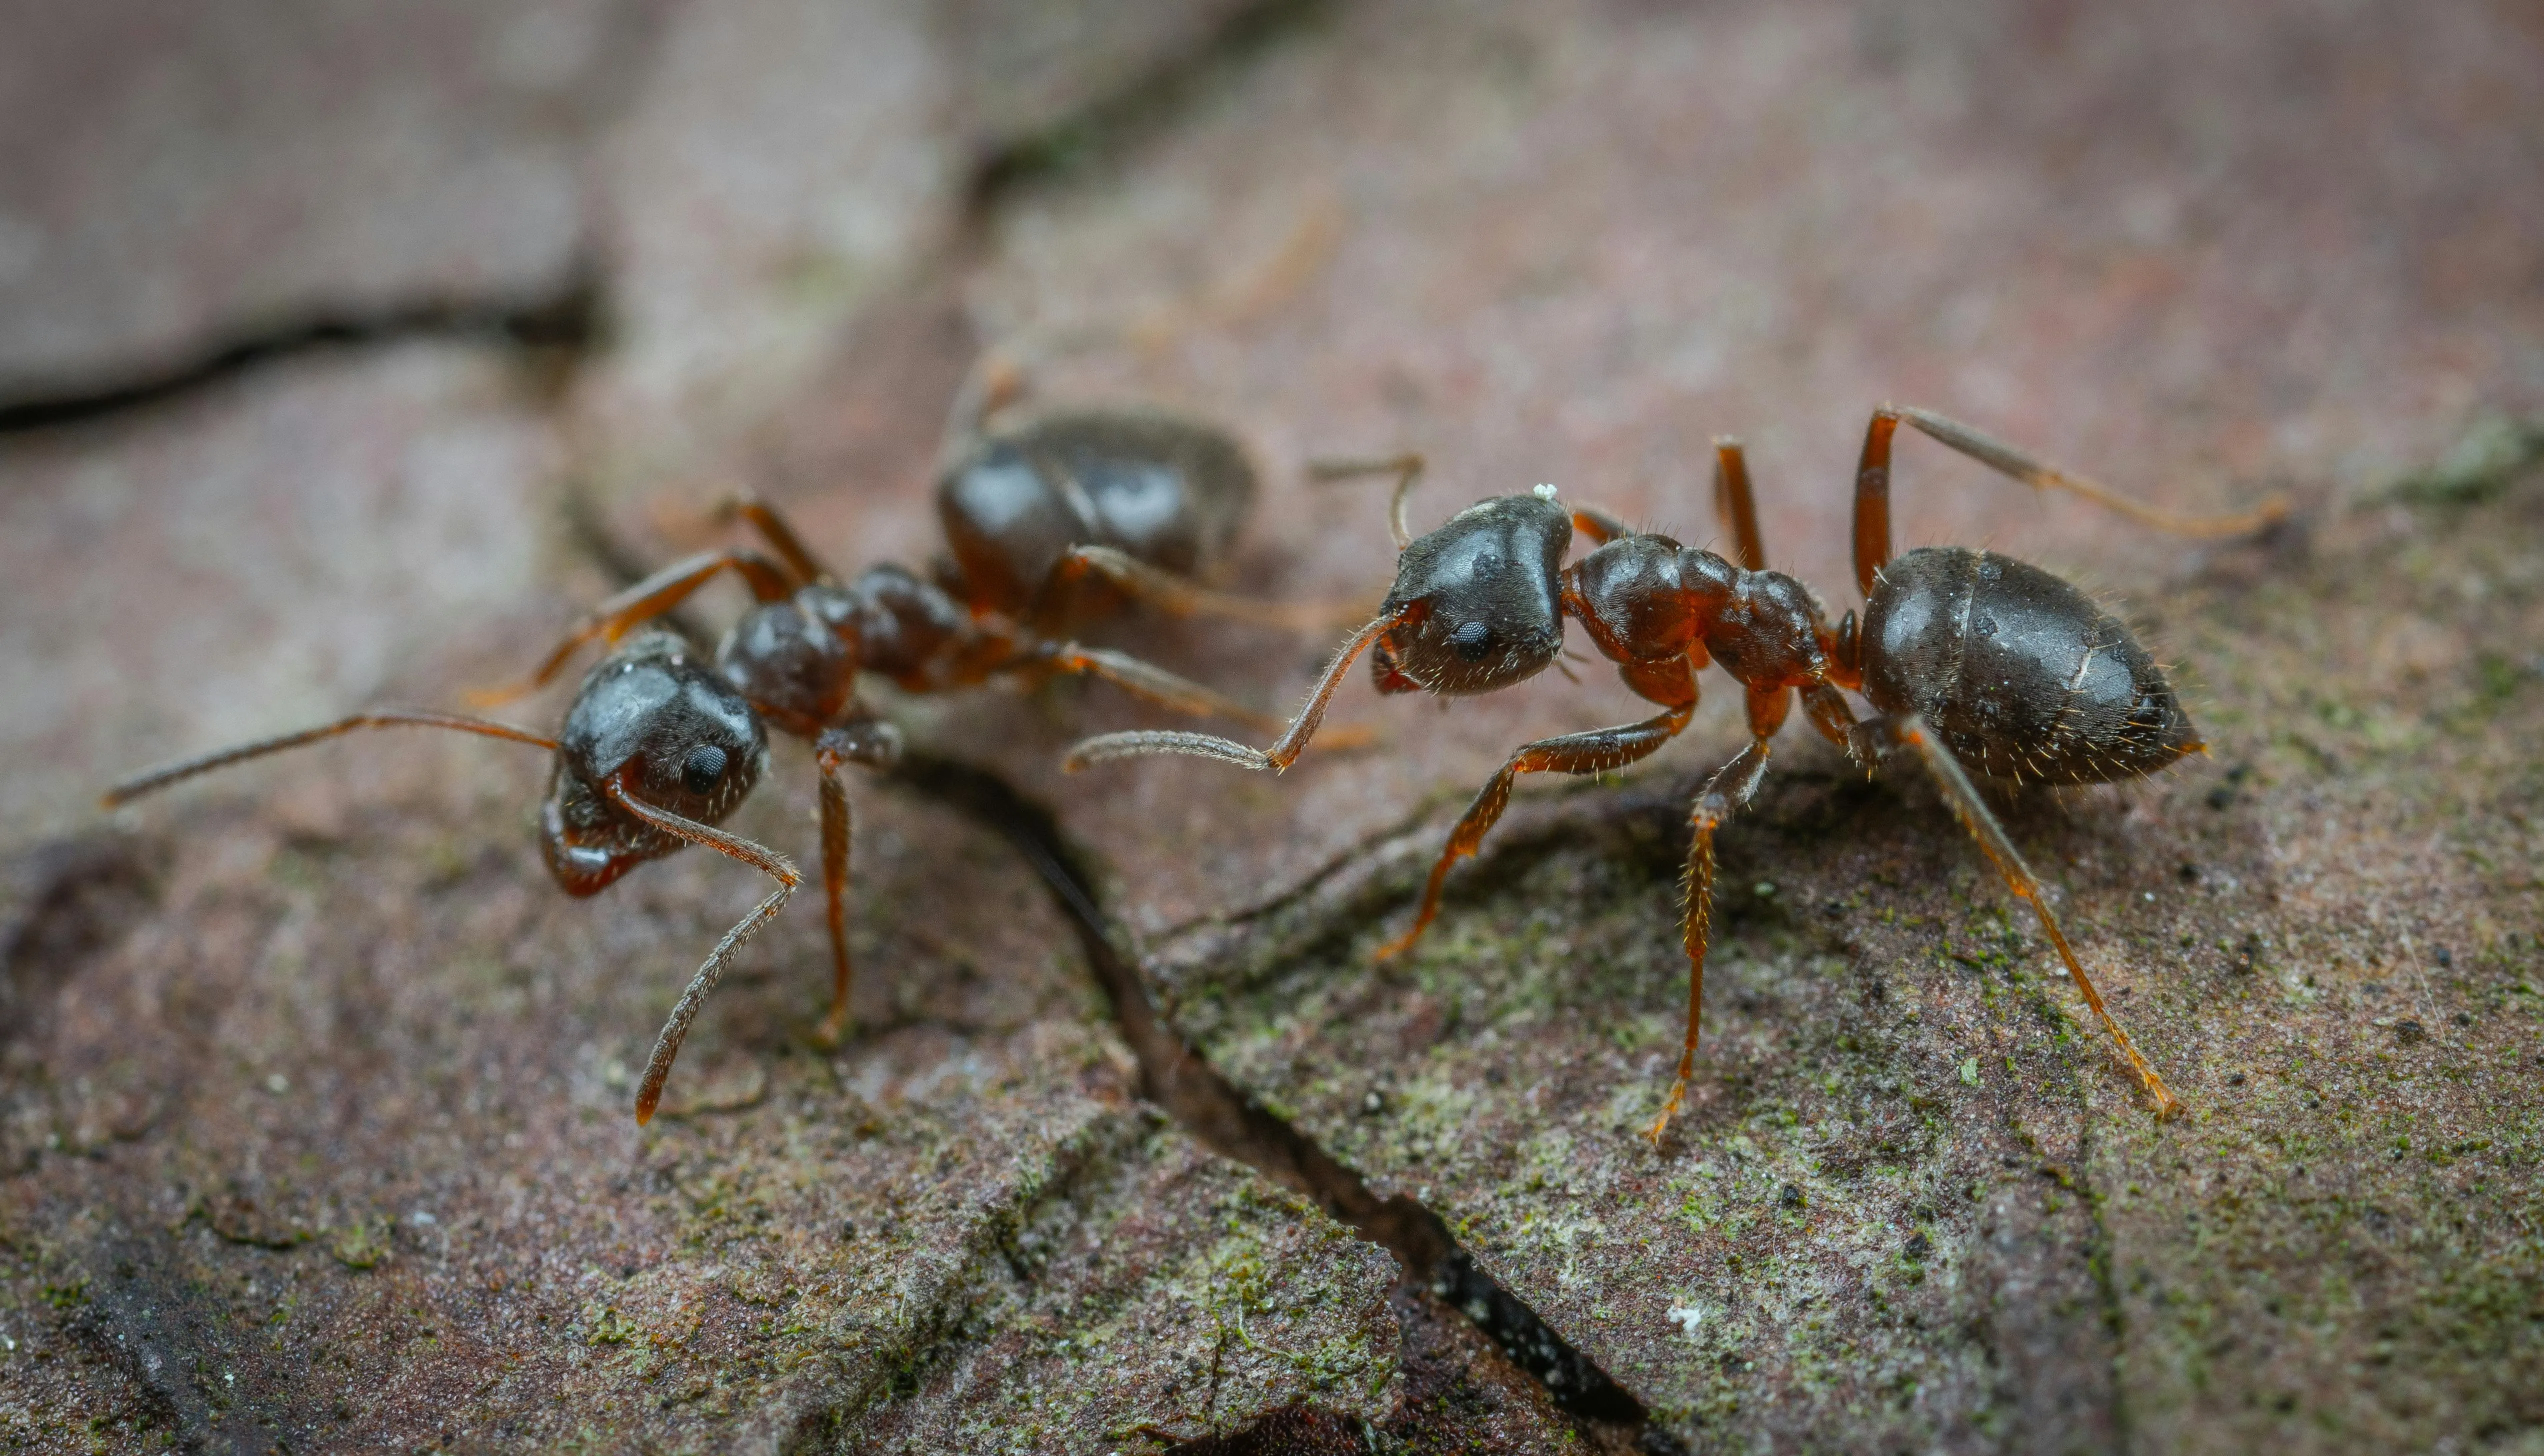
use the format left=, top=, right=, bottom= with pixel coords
left=1036, top=545, right=1371, bottom=634
left=1064, top=610, right=1404, bottom=773
left=1378, top=663, right=1697, bottom=960
left=473, top=549, right=799, bottom=705
left=1568, top=503, right=1637, bottom=545
left=1881, top=714, right=2183, bottom=1119
left=1030, top=640, right=1297, bottom=736
left=1712, top=438, right=1769, bottom=571
left=103, top=711, right=557, bottom=807
left=1896, top=406, right=2288, bottom=538
left=941, top=346, right=1034, bottom=457
left=1797, top=681, right=1882, bottom=774
left=1307, top=454, right=1425, bottom=551
left=1853, top=410, right=1904, bottom=596
left=1853, top=405, right=2288, bottom=596
left=715, top=492, right=834, bottom=584
left=1647, top=729, right=1774, bottom=1145
left=809, top=717, right=903, bottom=1046
left=603, top=776, right=801, bottom=1124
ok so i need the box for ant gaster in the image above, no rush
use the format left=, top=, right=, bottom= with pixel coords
left=1069, top=406, right=2283, bottom=1142
left=104, top=359, right=1339, bottom=1124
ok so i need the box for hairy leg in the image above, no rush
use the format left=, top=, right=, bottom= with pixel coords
left=474, top=550, right=798, bottom=704
left=1880, top=714, right=2182, bottom=1118
left=1647, top=733, right=1774, bottom=1144
left=809, top=717, right=904, bottom=1046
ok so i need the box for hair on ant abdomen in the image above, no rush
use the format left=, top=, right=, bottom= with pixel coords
left=1068, top=405, right=2284, bottom=1144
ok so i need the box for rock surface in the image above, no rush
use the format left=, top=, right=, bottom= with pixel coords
left=2, top=0, right=2540, bottom=1452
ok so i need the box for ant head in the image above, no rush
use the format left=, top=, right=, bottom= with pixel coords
left=1377, top=492, right=1572, bottom=696
left=541, top=630, right=767, bottom=897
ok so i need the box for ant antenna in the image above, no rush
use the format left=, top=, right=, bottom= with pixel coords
left=601, top=778, right=801, bottom=1124
left=102, top=712, right=559, bottom=808
left=1308, top=454, right=1427, bottom=550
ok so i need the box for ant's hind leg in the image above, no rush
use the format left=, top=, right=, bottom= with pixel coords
left=1852, top=404, right=2288, bottom=595
left=1038, top=545, right=1373, bottom=634
left=1379, top=670, right=1696, bottom=961
left=1881, top=714, right=2183, bottom=1119
left=1033, top=640, right=1304, bottom=737
left=473, top=549, right=799, bottom=705
left=1648, top=730, right=1774, bottom=1146
left=810, top=718, right=903, bottom=1046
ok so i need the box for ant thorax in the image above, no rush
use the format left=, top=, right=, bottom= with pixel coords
left=1563, top=536, right=1824, bottom=694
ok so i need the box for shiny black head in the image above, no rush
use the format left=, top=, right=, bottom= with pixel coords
left=1376, top=492, right=1572, bottom=696
left=541, top=630, right=768, bottom=896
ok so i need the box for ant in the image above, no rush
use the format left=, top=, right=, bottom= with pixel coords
left=1067, top=406, right=2284, bottom=1143
left=102, top=358, right=1348, bottom=1124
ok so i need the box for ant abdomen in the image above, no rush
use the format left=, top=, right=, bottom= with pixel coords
left=1858, top=546, right=2199, bottom=784
left=938, top=410, right=1257, bottom=621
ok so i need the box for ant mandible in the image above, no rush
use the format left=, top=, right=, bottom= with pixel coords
left=103, top=356, right=1343, bottom=1124
left=1067, top=406, right=2284, bottom=1143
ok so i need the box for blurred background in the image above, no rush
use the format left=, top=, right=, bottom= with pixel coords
left=3, top=2, right=2540, bottom=1450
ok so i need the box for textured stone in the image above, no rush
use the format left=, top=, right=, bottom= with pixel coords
left=0, top=348, right=556, bottom=842
left=4, top=0, right=2541, bottom=1450
left=0, top=0, right=614, bottom=394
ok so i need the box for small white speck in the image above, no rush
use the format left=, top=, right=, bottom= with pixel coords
left=410, top=1210, right=437, bottom=1226
left=1667, top=1303, right=1704, bottom=1336
left=1533, top=482, right=1559, bottom=500
left=265, top=1074, right=289, bottom=1094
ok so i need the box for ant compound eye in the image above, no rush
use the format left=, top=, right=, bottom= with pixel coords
left=1449, top=619, right=1495, bottom=662
left=681, top=744, right=728, bottom=796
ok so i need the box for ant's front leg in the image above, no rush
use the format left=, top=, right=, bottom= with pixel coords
left=715, top=490, right=835, bottom=585
left=1378, top=658, right=1697, bottom=961
left=1647, top=688, right=1780, bottom=1146
left=474, top=549, right=800, bottom=704
left=810, top=714, right=903, bottom=1046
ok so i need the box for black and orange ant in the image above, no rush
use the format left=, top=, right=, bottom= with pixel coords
left=1068, top=406, right=2284, bottom=1142
left=103, top=359, right=1346, bottom=1123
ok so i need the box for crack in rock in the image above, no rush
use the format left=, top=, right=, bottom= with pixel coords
left=895, top=752, right=1688, bottom=1455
